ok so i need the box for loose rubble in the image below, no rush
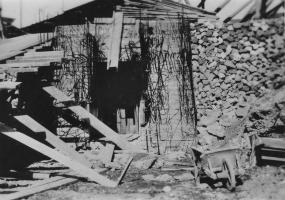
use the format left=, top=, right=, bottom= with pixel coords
left=190, top=18, right=285, bottom=150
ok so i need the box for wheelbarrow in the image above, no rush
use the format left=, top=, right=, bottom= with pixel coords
left=189, top=146, right=244, bottom=191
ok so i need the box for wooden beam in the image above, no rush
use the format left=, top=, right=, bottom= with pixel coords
left=0, top=82, right=21, bottom=90
left=0, top=67, right=39, bottom=74
left=116, top=156, right=133, bottom=185
left=107, top=11, right=124, bottom=70
left=197, top=0, right=206, bottom=9
left=6, top=58, right=62, bottom=64
left=1, top=131, right=117, bottom=187
left=261, top=137, right=285, bottom=149
left=224, top=0, right=252, bottom=22
left=94, top=17, right=137, bottom=25
left=14, top=115, right=91, bottom=167
left=43, top=86, right=73, bottom=104
left=100, top=143, right=115, bottom=164
left=266, top=1, right=285, bottom=18
left=23, top=51, right=64, bottom=58
left=215, top=0, right=231, bottom=13
left=1, top=176, right=77, bottom=200
left=261, top=156, right=285, bottom=162
left=68, top=106, right=141, bottom=152
left=254, top=0, right=268, bottom=18
left=0, top=61, right=53, bottom=69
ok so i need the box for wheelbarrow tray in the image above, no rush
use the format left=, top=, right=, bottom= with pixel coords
left=200, top=147, right=241, bottom=172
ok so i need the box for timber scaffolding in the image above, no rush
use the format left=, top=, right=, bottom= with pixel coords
left=0, top=0, right=216, bottom=198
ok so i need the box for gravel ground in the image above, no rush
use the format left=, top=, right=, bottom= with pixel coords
left=23, top=165, right=285, bottom=200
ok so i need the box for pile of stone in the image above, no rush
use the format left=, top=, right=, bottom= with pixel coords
left=190, top=18, right=285, bottom=147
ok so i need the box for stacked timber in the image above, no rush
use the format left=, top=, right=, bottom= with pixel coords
left=190, top=18, right=285, bottom=147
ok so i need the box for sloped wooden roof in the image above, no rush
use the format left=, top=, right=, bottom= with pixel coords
left=22, top=0, right=217, bottom=33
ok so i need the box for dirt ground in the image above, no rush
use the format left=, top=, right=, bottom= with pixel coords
left=24, top=164, right=285, bottom=200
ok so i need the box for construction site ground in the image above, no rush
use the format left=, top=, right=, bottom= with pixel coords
left=1, top=163, right=283, bottom=200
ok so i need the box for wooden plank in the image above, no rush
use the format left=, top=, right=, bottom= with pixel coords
left=101, top=143, right=115, bottom=164
left=215, top=0, right=231, bottom=13
left=116, top=156, right=133, bottom=185
left=1, top=176, right=77, bottom=200
left=0, top=61, right=53, bottom=69
left=224, top=0, right=253, bottom=22
left=94, top=17, right=136, bottom=25
left=134, top=105, right=139, bottom=134
left=119, top=109, right=127, bottom=134
left=254, top=0, right=263, bottom=18
left=0, top=82, right=21, bottom=90
left=261, top=137, right=285, bottom=150
left=261, top=156, right=285, bottom=163
left=0, top=34, right=45, bottom=61
left=139, top=99, right=146, bottom=127
left=68, top=106, right=141, bottom=152
left=0, top=67, right=39, bottom=73
left=7, top=58, right=62, bottom=64
left=1, top=131, right=117, bottom=187
left=107, top=11, right=124, bottom=70
left=23, top=51, right=64, bottom=57
left=15, top=55, right=63, bottom=60
left=43, top=86, right=73, bottom=103
left=13, top=115, right=90, bottom=167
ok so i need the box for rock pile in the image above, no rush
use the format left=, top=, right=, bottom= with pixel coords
left=190, top=18, right=285, bottom=148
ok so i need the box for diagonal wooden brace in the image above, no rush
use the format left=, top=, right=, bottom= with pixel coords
left=1, top=131, right=117, bottom=187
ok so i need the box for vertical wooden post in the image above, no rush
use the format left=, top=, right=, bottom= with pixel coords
left=126, top=118, right=133, bottom=134
left=116, top=109, right=121, bottom=133
left=0, top=0, right=5, bottom=39
left=134, top=104, right=139, bottom=134
left=107, top=10, right=123, bottom=70
left=119, top=109, right=126, bottom=134
left=139, top=99, right=146, bottom=127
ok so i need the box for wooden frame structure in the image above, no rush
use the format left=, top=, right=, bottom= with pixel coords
left=195, top=0, right=284, bottom=22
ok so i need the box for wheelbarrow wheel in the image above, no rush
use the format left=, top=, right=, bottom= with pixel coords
left=222, top=158, right=236, bottom=191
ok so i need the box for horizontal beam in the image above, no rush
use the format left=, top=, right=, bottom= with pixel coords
left=0, top=67, right=39, bottom=73
left=6, top=58, right=62, bottom=64
left=261, top=137, right=285, bottom=149
left=0, top=61, right=54, bottom=69
left=0, top=81, right=21, bottom=90
left=23, top=51, right=64, bottom=57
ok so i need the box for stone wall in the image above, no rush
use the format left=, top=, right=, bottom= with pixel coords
left=190, top=18, right=285, bottom=148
